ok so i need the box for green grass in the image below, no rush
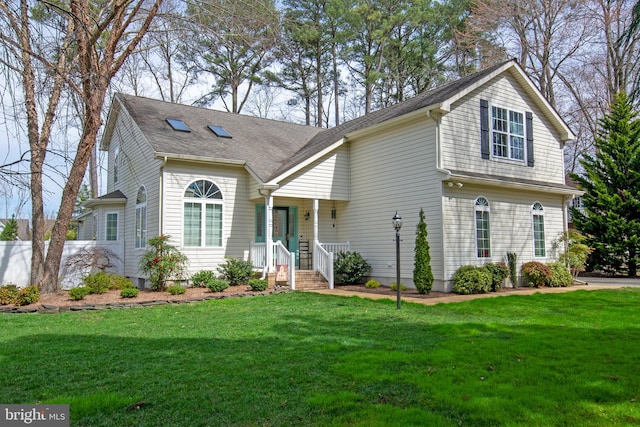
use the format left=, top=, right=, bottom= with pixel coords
left=1, top=289, right=640, bottom=426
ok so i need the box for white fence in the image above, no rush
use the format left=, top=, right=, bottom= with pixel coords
left=0, top=241, right=125, bottom=289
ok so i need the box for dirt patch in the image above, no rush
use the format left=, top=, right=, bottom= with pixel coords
left=335, top=284, right=524, bottom=299
left=1, top=285, right=288, bottom=313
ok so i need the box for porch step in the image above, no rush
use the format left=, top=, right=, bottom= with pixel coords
left=267, top=270, right=329, bottom=290
left=295, top=270, right=330, bottom=290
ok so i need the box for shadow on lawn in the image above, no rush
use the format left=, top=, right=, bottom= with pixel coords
left=1, top=293, right=639, bottom=426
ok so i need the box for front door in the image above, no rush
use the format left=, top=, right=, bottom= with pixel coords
left=272, top=207, right=289, bottom=248
left=255, top=204, right=299, bottom=265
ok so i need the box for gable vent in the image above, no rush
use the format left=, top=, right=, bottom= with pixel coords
left=208, top=125, right=232, bottom=138
left=166, top=118, right=191, bottom=132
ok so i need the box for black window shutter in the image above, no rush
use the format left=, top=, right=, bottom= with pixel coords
left=526, top=112, right=534, bottom=167
left=480, top=100, right=489, bottom=159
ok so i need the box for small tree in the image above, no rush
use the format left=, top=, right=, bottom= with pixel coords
left=0, top=216, right=19, bottom=241
left=139, top=235, right=189, bottom=291
left=413, top=208, right=433, bottom=294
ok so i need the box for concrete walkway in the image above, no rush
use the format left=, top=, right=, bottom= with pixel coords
left=304, top=281, right=636, bottom=306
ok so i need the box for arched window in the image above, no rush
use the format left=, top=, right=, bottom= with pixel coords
left=135, top=186, right=147, bottom=248
left=183, top=180, right=223, bottom=247
left=475, top=197, right=491, bottom=258
left=532, top=202, right=545, bottom=257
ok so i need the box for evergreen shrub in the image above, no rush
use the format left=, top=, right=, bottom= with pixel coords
left=452, top=265, right=492, bottom=295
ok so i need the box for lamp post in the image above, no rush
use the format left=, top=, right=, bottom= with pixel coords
left=392, top=211, right=403, bottom=310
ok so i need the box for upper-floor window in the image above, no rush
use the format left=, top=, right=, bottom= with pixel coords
left=475, top=197, right=491, bottom=258
left=492, top=106, right=525, bottom=162
left=532, top=202, right=545, bottom=257
left=106, top=212, right=118, bottom=241
left=114, top=147, right=120, bottom=183
left=183, top=179, right=223, bottom=247
left=135, top=186, right=147, bottom=248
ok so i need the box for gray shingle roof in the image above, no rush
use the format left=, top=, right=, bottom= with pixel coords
left=115, top=94, right=325, bottom=181
left=114, top=59, right=515, bottom=183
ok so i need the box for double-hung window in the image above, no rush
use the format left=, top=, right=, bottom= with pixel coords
left=492, top=106, right=525, bottom=161
left=184, top=180, right=223, bottom=247
left=106, top=213, right=118, bottom=241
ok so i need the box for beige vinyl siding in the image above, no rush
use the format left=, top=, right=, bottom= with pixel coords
left=274, top=146, right=350, bottom=200
left=442, top=184, right=566, bottom=287
left=441, top=73, right=566, bottom=184
left=339, top=117, right=444, bottom=289
left=161, top=162, right=253, bottom=274
left=104, top=106, right=162, bottom=279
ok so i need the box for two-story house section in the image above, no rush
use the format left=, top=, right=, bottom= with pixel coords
left=84, top=59, right=577, bottom=291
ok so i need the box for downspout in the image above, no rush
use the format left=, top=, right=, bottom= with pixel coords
left=428, top=110, right=450, bottom=290
left=159, top=156, right=168, bottom=235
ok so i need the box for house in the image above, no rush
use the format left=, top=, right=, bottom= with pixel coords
left=83, top=59, right=577, bottom=291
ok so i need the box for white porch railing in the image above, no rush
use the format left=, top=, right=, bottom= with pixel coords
left=314, top=241, right=334, bottom=289
left=250, top=241, right=267, bottom=268
left=250, top=240, right=350, bottom=290
left=320, top=241, right=350, bottom=254
left=249, top=241, right=296, bottom=289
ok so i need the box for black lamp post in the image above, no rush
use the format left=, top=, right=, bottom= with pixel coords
left=392, top=211, right=403, bottom=309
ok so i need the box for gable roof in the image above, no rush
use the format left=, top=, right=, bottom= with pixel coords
left=104, top=59, right=574, bottom=185
left=267, top=59, right=574, bottom=182
left=109, top=94, right=325, bottom=182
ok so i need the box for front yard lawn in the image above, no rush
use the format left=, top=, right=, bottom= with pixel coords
left=1, top=289, right=639, bottom=426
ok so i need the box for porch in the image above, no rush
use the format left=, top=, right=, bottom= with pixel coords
left=249, top=240, right=350, bottom=290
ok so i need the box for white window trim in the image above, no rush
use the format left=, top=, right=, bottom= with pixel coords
left=105, top=211, right=119, bottom=241
left=474, top=196, right=491, bottom=259
left=135, top=185, right=147, bottom=249
left=182, top=179, right=224, bottom=248
left=532, top=202, right=546, bottom=258
left=490, top=103, right=527, bottom=164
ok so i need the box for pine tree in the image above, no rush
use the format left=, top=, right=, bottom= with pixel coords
left=413, top=208, right=434, bottom=294
left=0, top=215, right=19, bottom=241
left=570, top=93, right=640, bottom=276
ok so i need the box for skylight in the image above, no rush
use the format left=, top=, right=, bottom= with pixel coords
left=166, top=118, right=191, bottom=132
left=208, top=125, right=232, bottom=138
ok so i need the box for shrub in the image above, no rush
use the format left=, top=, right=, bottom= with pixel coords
left=191, top=270, right=216, bottom=288
left=484, top=262, right=510, bottom=292
left=109, top=274, right=134, bottom=290
left=248, top=279, right=268, bottom=291
left=452, top=265, right=492, bottom=295
left=0, top=284, right=19, bottom=305
left=68, top=286, right=91, bottom=301
left=547, top=262, right=573, bottom=287
left=217, top=257, right=254, bottom=286
left=206, top=278, right=230, bottom=293
left=140, top=235, right=189, bottom=291
left=556, top=231, right=592, bottom=277
left=120, top=287, right=139, bottom=298
left=16, top=285, right=40, bottom=306
left=391, top=282, right=408, bottom=291
left=521, top=261, right=552, bottom=287
left=365, top=279, right=381, bottom=288
left=334, top=251, right=371, bottom=285
left=167, top=285, right=186, bottom=295
left=82, top=271, right=112, bottom=294
left=507, top=252, right=518, bottom=287
left=413, top=208, right=434, bottom=294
